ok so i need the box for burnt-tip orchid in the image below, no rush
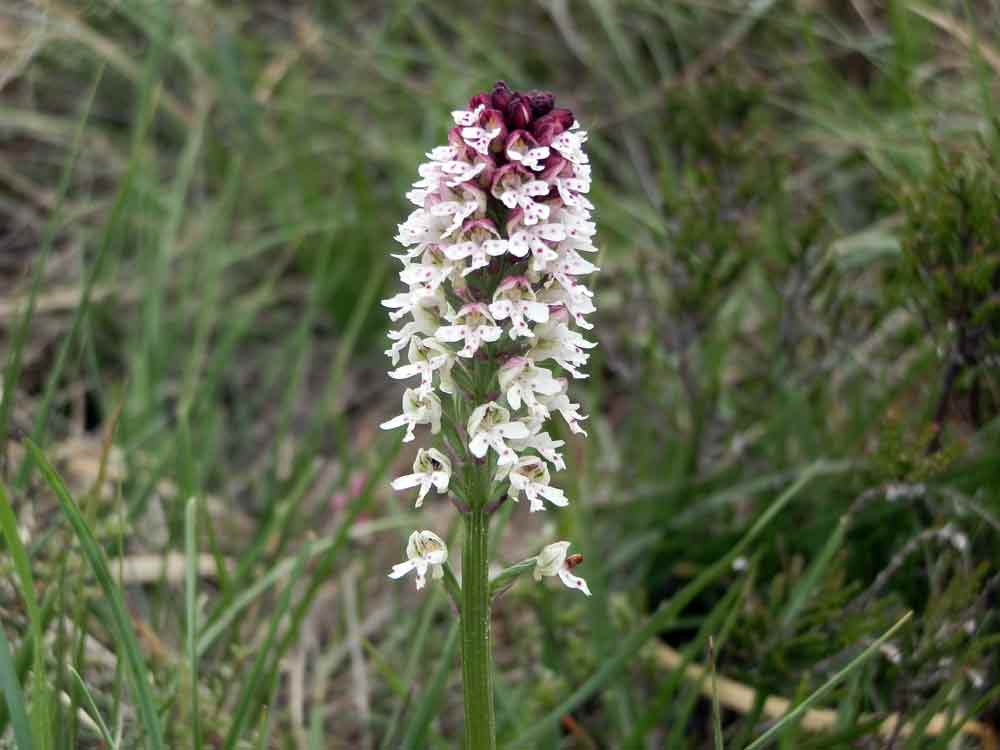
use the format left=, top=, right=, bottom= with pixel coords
left=380, top=81, right=600, bottom=749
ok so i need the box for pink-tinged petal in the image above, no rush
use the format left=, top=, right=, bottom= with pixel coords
left=434, top=324, right=466, bottom=342
left=489, top=300, right=512, bottom=319
left=391, top=473, right=424, bottom=491
left=522, top=301, right=550, bottom=323
left=507, top=232, right=531, bottom=257
left=413, top=559, right=429, bottom=589
left=482, top=239, right=508, bottom=256
left=380, top=414, right=409, bottom=431
left=523, top=180, right=549, bottom=197
left=388, top=560, right=417, bottom=579
left=388, top=363, right=421, bottom=381
left=540, top=485, right=569, bottom=507
left=443, top=241, right=476, bottom=261
left=558, top=569, right=592, bottom=596
left=414, top=479, right=433, bottom=507
left=522, top=201, right=550, bottom=225
left=506, top=385, right=523, bottom=411
left=537, top=223, right=566, bottom=241
left=479, top=325, right=502, bottom=342
left=432, top=472, right=450, bottom=493
left=469, top=433, right=490, bottom=458
left=498, top=421, right=530, bottom=439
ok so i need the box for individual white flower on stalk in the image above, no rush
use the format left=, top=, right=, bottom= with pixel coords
left=467, top=401, right=530, bottom=466
left=394, top=206, right=464, bottom=261
left=385, top=296, right=451, bottom=365
left=505, top=130, right=550, bottom=171
left=388, top=338, right=455, bottom=395
left=551, top=161, right=593, bottom=210
left=391, top=448, right=452, bottom=508
left=458, top=106, right=506, bottom=156
left=538, top=387, right=589, bottom=436
left=442, top=218, right=509, bottom=276
left=537, top=282, right=596, bottom=330
left=498, top=456, right=568, bottom=512
left=551, top=203, right=597, bottom=248
left=399, top=246, right=457, bottom=298
left=435, top=303, right=503, bottom=358
left=534, top=541, right=591, bottom=596
left=380, top=388, right=442, bottom=443
left=414, top=155, right=487, bottom=192
left=508, top=416, right=567, bottom=471
left=388, top=530, right=448, bottom=590
left=491, top=164, right=550, bottom=224
left=498, top=356, right=563, bottom=414
left=550, top=128, right=589, bottom=166
left=529, top=310, right=596, bottom=379
left=505, top=209, right=565, bottom=271
left=451, top=103, right=485, bottom=127
left=489, top=276, right=550, bottom=339
left=427, top=183, right=486, bottom=237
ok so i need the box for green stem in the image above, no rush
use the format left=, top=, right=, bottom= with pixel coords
left=461, top=508, right=495, bottom=750
left=489, top=558, right=538, bottom=598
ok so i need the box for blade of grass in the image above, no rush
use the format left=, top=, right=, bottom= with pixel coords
left=379, top=590, right=443, bottom=750
left=710, top=637, right=725, bottom=750
left=0, top=625, right=33, bottom=750
left=779, top=514, right=848, bottom=630
left=185, top=497, right=202, bottom=750
left=67, top=668, right=116, bottom=750
left=400, top=620, right=460, bottom=750
left=221, top=548, right=308, bottom=749
left=26, top=440, right=166, bottom=750
left=506, top=461, right=828, bottom=749
left=743, top=611, right=914, bottom=750
left=0, top=483, right=50, bottom=750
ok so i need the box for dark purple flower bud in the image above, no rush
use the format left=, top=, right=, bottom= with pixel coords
left=506, top=94, right=533, bottom=130
left=531, top=107, right=575, bottom=145
left=468, top=92, right=491, bottom=109
left=526, top=90, right=555, bottom=118
left=491, top=81, right=514, bottom=111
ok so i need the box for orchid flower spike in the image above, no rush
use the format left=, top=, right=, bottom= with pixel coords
left=534, top=541, right=591, bottom=596
left=388, top=530, right=449, bottom=590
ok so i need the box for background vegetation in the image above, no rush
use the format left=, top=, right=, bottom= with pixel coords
left=0, top=0, right=998, bottom=748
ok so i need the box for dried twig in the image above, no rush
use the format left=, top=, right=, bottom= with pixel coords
left=654, top=641, right=997, bottom=749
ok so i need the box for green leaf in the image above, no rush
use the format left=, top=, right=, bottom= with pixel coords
left=743, top=611, right=914, bottom=750
left=27, top=440, right=166, bottom=750
left=0, top=625, right=33, bottom=750
left=0, top=482, right=50, bottom=750
left=68, top=667, right=117, bottom=750
left=506, top=461, right=830, bottom=749
left=400, top=621, right=460, bottom=750
left=185, top=497, right=203, bottom=750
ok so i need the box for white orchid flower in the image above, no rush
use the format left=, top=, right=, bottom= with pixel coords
left=388, top=530, right=449, bottom=590
left=391, top=448, right=452, bottom=508
left=435, top=303, right=503, bottom=358
left=467, top=402, right=530, bottom=466
left=498, top=357, right=563, bottom=414
left=534, top=541, right=591, bottom=596
left=380, top=388, right=442, bottom=443
left=499, top=456, right=568, bottom=512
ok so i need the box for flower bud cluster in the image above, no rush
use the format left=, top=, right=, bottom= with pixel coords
left=383, top=81, right=596, bottom=595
